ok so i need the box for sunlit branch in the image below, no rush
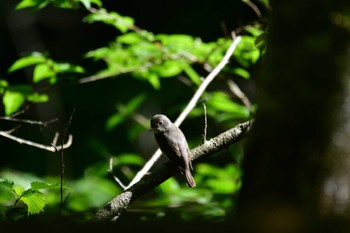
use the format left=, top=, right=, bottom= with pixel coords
left=0, top=130, right=73, bottom=152
left=93, top=120, right=253, bottom=222
left=0, top=116, right=58, bottom=126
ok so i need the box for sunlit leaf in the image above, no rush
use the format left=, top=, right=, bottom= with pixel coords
left=33, top=63, right=55, bottom=83
left=154, top=60, right=183, bottom=78
left=21, top=190, right=47, bottom=215
left=8, top=52, right=46, bottom=73
left=54, top=63, right=85, bottom=73
left=245, top=26, right=264, bottom=37
left=208, top=92, right=250, bottom=118
left=206, top=179, right=237, bottom=194
left=117, top=32, right=143, bottom=44
left=0, top=178, right=14, bottom=189
left=114, top=153, right=144, bottom=166
left=0, top=79, right=8, bottom=94
left=67, top=175, right=119, bottom=211
left=233, top=36, right=260, bottom=67
left=27, top=93, right=49, bottom=103
left=31, top=181, right=59, bottom=190
left=84, top=8, right=134, bottom=33
left=79, top=0, right=102, bottom=9
left=157, top=34, right=194, bottom=52
left=15, top=0, right=49, bottom=10
left=182, top=62, right=201, bottom=85
left=147, top=73, right=160, bottom=89
left=3, top=90, right=26, bottom=116
left=12, top=186, right=24, bottom=197
left=105, top=114, right=126, bottom=131
left=232, top=67, right=250, bottom=79
left=106, top=93, right=147, bottom=130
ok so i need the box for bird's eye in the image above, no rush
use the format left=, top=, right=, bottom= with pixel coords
left=158, top=121, right=163, bottom=126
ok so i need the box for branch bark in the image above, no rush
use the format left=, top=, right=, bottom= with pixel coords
left=92, top=120, right=253, bottom=222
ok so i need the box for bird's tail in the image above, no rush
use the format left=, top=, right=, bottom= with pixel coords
left=184, top=169, right=196, bottom=188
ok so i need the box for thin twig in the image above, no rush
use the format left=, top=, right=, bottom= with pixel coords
left=202, top=103, right=207, bottom=143
left=0, top=131, right=73, bottom=152
left=59, top=108, right=76, bottom=217
left=125, top=35, right=242, bottom=189
left=226, top=79, right=253, bottom=114
left=3, top=125, right=21, bottom=134
left=10, top=104, right=31, bottom=117
left=108, top=157, right=127, bottom=190
left=0, top=116, right=58, bottom=126
left=242, top=0, right=262, bottom=18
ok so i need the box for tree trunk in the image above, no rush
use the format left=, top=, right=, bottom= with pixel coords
left=237, top=0, right=350, bottom=232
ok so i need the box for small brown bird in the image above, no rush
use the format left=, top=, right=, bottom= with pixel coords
left=150, top=114, right=196, bottom=187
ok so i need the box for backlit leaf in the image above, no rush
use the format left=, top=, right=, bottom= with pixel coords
left=21, top=190, right=47, bottom=215
left=3, top=90, right=26, bottom=116
left=33, top=63, right=55, bottom=83
left=27, top=93, right=49, bottom=103
left=8, top=53, right=46, bottom=73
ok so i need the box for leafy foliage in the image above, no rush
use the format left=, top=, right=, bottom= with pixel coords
left=8, top=52, right=84, bottom=84
left=0, top=80, right=49, bottom=116
left=15, top=0, right=102, bottom=10
left=0, top=177, right=59, bottom=216
left=2, top=52, right=84, bottom=115
left=0, top=0, right=267, bottom=223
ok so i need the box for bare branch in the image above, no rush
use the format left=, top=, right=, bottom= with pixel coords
left=59, top=108, right=75, bottom=217
left=0, top=130, right=73, bottom=152
left=108, top=157, right=127, bottom=190
left=226, top=79, right=253, bottom=113
left=125, top=35, right=242, bottom=189
left=0, top=116, right=58, bottom=126
left=92, top=120, right=253, bottom=222
left=202, top=103, right=208, bottom=143
left=242, top=0, right=262, bottom=18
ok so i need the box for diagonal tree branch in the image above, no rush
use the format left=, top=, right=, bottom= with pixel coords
left=125, top=35, right=242, bottom=189
left=92, top=120, right=253, bottom=222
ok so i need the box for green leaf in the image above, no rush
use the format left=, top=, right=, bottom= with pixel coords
left=105, top=114, right=126, bottom=131
left=3, top=90, right=26, bottom=116
left=27, top=93, right=49, bottom=103
left=245, top=26, right=264, bottom=37
left=182, top=62, right=201, bottom=85
left=154, top=60, right=183, bottom=78
left=206, top=179, right=237, bottom=194
left=147, top=73, right=160, bottom=89
left=21, top=190, right=47, bottom=215
left=105, top=93, right=147, bottom=130
left=54, top=63, right=85, bottom=73
left=84, top=9, right=134, bottom=33
left=31, top=181, right=59, bottom=190
left=208, top=92, right=250, bottom=118
left=16, top=0, right=48, bottom=10
left=0, top=79, right=8, bottom=94
left=232, top=67, right=250, bottom=79
left=114, top=153, right=144, bottom=166
left=255, top=32, right=268, bottom=51
left=157, top=34, right=194, bottom=52
left=0, top=178, right=14, bottom=189
left=79, top=0, right=102, bottom=9
left=12, top=186, right=25, bottom=197
left=33, top=63, right=55, bottom=83
left=8, top=52, right=46, bottom=73
left=117, top=32, right=143, bottom=45
left=233, top=36, right=260, bottom=67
